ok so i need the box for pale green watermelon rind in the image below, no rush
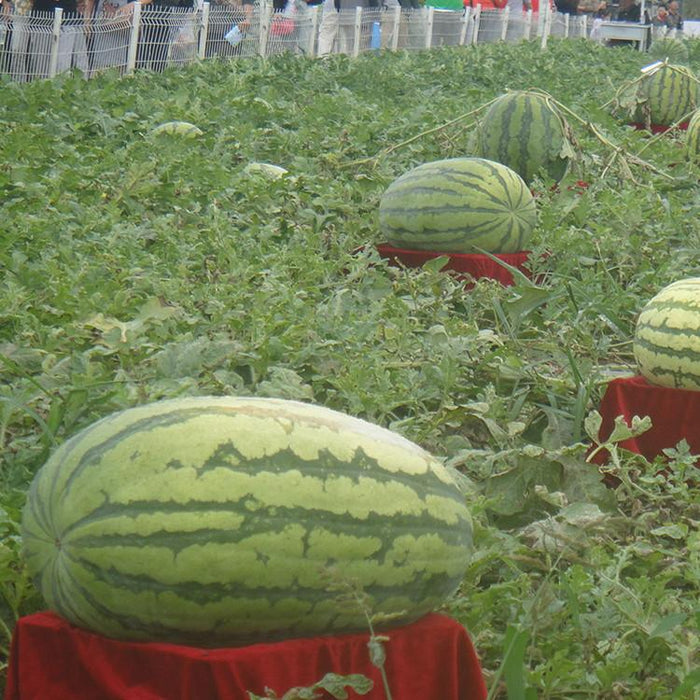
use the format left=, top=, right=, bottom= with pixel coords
left=686, top=109, right=700, bottom=162
left=378, top=157, right=537, bottom=254
left=474, top=91, right=571, bottom=185
left=150, top=121, right=204, bottom=137
left=633, top=278, right=700, bottom=390
left=21, top=397, right=473, bottom=645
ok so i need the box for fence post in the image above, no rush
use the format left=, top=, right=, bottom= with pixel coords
left=126, top=2, right=141, bottom=74
left=198, top=2, right=210, bottom=60
left=307, top=5, right=319, bottom=56
left=540, top=1, right=551, bottom=48
left=259, top=1, right=271, bottom=56
left=580, top=14, right=588, bottom=37
left=391, top=6, right=401, bottom=50
left=48, top=8, right=63, bottom=79
left=459, top=6, right=470, bottom=45
left=563, top=11, right=569, bottom=37
left=500, top=6, right=509, bottom=41
left=352, top=6, right=362, bottom=57
left=471, top=4, right=481, bottom=44
left=424, top=6, right=433, bottom=48
left=523, top=8, right=532, bottom=38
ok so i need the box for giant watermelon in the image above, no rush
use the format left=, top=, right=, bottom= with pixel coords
left=633, top=278, right=700, bottom=390
left=21, top=397, right=473, bottom=645
left=472, top=90, right=573, bottom=185
left=378, top=157, right=537, bottom=254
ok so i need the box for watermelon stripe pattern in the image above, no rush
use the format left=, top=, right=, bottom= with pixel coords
left=634, top=64, right=698, bottom=127
left=633, top=278, right=700, bottom=390
left=22, top=397, right=473, bottom=645
left=473, top=91, right=570, bottom=185
left=379, top=157, right=536, bottom=254
left=686, top=108, right=700, bottom=162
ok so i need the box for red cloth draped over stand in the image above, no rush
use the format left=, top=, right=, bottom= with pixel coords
left=629, top=122, right=689, bottom=133
left=592, top=375, right=700, bottom=464
left=4, top=611, right=487, bottom=700
left=375, top=244, right=531, bottom=287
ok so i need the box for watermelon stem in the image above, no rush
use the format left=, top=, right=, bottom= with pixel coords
left=362, top=608, right=393, bottom=700
left=342, top=97, right=502, bottom=170
left=532, top=89, right=675, bottom=183
left=633, top=108, right=698, bottom=158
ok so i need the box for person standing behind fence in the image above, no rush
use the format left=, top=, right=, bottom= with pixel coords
left=119, top=0, right=193, bottom=71
left=290, top=0, right=322, bottom=54
left=615, top=0, right=640, bottom=22
left=554, top=0, right=577, bottom=14
left=505, top=0, right=530, bottom=40
left=317, top=0, right=378, bottom=55
left=30, top=0, right=92, bottom=76
left=664, top=0, right=681, bottom=30
left=89, top=0, right=131, bottom=72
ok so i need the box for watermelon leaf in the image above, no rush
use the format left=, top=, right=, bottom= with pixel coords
left=246, top=673, right=373, bottom=700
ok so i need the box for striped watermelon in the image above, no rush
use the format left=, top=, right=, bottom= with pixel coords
left=686, top=108, right=700, bottom=162
left=21, top=397, right=472, bottom=645
left=633, top=278, right=700, bottom=390
left=472, top=90, right=573, bottom=185
left=648, top=38, right=690, bottom=65
left=378, top=157, right=536, bottom=254
left=623, top=63, right=698, bottom=127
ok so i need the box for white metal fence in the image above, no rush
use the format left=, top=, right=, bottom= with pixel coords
left=0, top=2, right=677, bottom=82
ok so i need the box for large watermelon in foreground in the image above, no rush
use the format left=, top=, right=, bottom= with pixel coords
left=472, top=90, right=573, bottom=185
left=633, top=278, right=700, bottom=390
left=21, top=397, right=473, bottom=645
left=378, top=157, right=537, bottom=254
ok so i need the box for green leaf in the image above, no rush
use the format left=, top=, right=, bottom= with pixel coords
left=421, top=255, right=451, bottom=273
left=607, top=415, right=652, bottom=443
left=316, top=673, right=373, bottom=698
left=649, top=613, right=687, bottom=638
left=502, top=625, right=530, bottom=700
left=583, top=411, right=603, bottom=444
left=650, top=524, right=688, bottom=540
left=671, top=668, right=700, bottom=699
left=504, top=286, right=557, bottom=327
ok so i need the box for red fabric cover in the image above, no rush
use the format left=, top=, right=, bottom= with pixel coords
left=269, top=15, right=295, bottom=36
left=592, top=375, right=700, bottom=464
left=375, top=244, right=531, bottom=287
left=629, top=122, right=689, bottom=133
left=4, top=611, right=487, bottom=700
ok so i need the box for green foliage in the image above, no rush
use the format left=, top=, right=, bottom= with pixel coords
left=2, top=39, right=700, bottom=698
left=246, top=673, right=373, bottom=700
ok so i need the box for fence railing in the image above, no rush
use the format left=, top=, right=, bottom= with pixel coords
left=0, top=2, right=678, bottom=83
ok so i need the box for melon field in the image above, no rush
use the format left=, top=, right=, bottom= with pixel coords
left=1, top=38, right=700, bottom=698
